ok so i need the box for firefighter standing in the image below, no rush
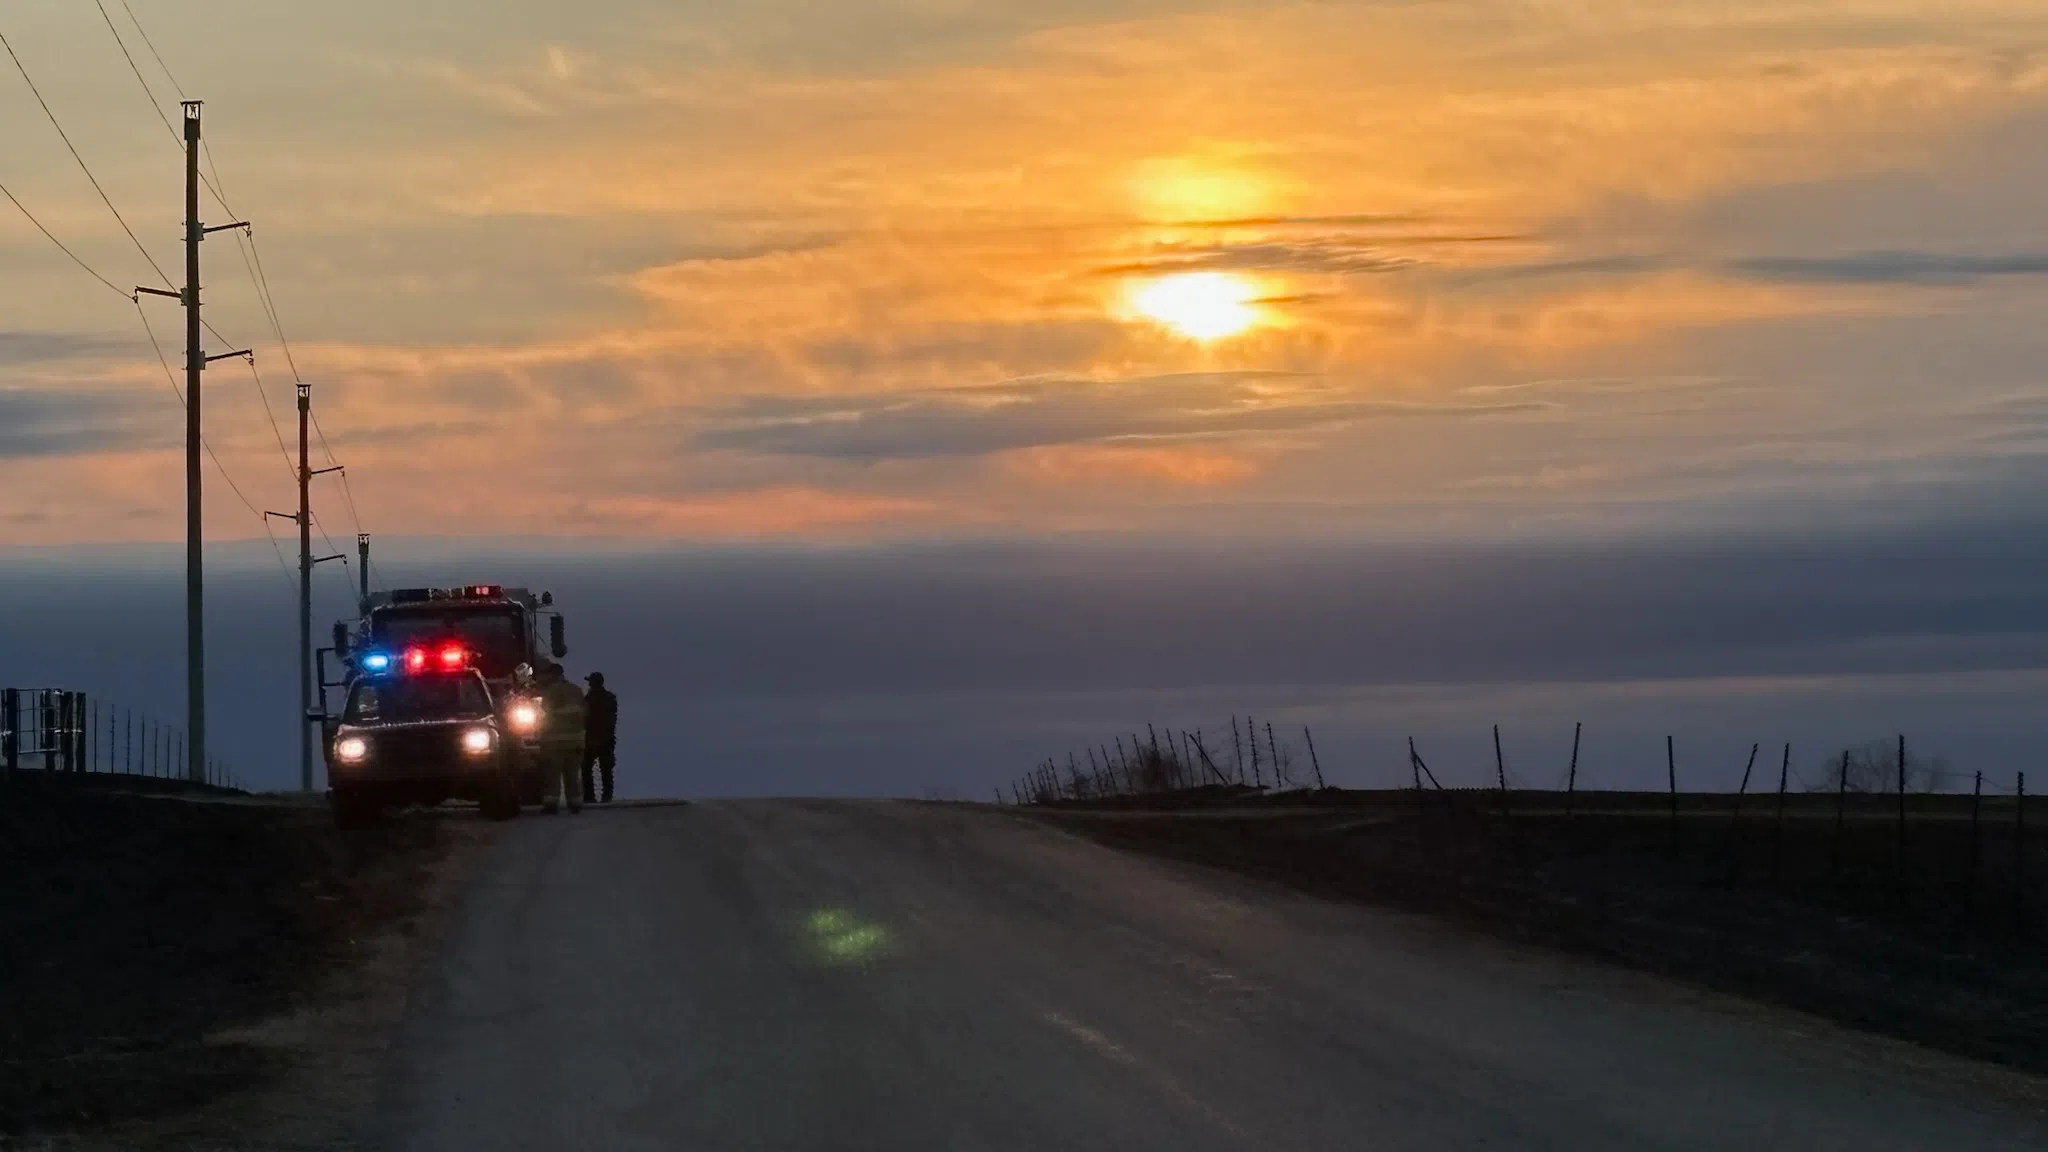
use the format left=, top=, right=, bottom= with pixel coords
left=581, top=671, right=618, bottom=804
left=535, top=661, right=585, bottom=814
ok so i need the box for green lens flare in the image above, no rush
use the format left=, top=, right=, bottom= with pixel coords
left=803, top=907, right=891, bottom=964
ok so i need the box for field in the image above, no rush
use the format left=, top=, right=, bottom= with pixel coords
left=1033, top=786, right=2048, bottom=1072
left=0, top=774, right=481, bottom=1143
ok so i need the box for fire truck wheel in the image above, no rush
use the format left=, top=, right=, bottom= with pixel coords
left=330, top=786, right=380, bottom=830
left=482, top=774, right=520, bottom=821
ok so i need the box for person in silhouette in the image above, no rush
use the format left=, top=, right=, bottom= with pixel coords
left=582, top=671, right=618, bottom=804
left=535, top=661, right=585, bottom=814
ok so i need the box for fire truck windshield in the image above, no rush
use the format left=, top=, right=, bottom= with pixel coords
left=344, top=675, right=493, bottom=724
left=372, top=608, right=526, bottom=677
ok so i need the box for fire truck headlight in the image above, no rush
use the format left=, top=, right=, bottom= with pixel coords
left=336, top=736, right=369, bottom=764
left=461, top=727, right=495, bottom=755
left=507, top=702, right=541, bottom=735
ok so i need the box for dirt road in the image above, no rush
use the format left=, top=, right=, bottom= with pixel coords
left=363, top=800, right=2047, bottom=1151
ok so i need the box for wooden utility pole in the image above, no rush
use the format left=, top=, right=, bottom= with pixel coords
left=269, top=385, right=345, bottom=791
left=357, top=534, right=371, bottom=611
left=139, top=103, right=247, bottom=782
left=183, top=102, right=202, bottom=784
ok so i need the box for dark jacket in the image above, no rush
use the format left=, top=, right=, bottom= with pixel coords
left=585, top=685, right=618, bottom=745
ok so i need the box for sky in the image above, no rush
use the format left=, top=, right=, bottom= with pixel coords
left=6, top=2, right=2048, bottom=793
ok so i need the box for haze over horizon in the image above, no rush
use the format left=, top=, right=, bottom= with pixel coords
left=8, top=1, right=2048, bottom=792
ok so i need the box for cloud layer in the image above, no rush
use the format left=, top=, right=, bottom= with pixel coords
left=7, top=1, right=2048, bottom=545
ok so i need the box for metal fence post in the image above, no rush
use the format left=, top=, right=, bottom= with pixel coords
left=1725, top=742, right=1758, bottom=864
left=1896, top=733, right=1908, bottom=909
left=62, top=692, right=77, bottom=772
left=39, top=690, right=54, bottom=770
left=1966, top=770, right=1982, bottom=922
left=1667, top=735, right=1679, bottom=858
left=2017, top=771, right=2028, bottom=936
left=2, top=688, right=16, bottom=775
left=1832, top=749, right=1850, bottom=877
left=1565, top=721, right=1581, bottom=820
left=1772, top=743, right=1790, bottom=882
left=1494, top=724, right=1509, bottom=818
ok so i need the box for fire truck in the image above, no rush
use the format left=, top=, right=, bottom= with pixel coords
left=325, top=584, right=567, bottom=808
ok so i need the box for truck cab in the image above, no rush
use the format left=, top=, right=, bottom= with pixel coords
left=326, top=655, right=519, bottom=826
left=329, top=584, right=566, bottom=806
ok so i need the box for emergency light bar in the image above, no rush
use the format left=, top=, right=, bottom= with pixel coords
left=364, top=644, right=470, bottom=676
left=387, top=585, right=505, bottom=603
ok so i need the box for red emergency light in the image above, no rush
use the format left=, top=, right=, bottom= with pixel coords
left=396, top=644, right=469, bottom=674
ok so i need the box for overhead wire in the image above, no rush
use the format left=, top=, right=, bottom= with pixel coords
left=88, top=5, right=295, bottom=492
left=308, top=510, right=360, bottom=598
left=81, top=4, right=381, bottom=587
left=102, top=0, right=235, bottom=216
left=116, top=0, right=183, bottom=98
left=8, top=8, right=343, bottom=591
left=0, top=178, right=132, bottom=298
left=136, top=298, right=297, bottom=591
left=1, top=28, right=172, bottom=288
left=92, top=0, right=176, bottom=142
left=208, top=322, right=300, bottom=487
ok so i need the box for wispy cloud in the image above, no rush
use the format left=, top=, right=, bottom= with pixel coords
left=1726, top=251, right=2048, bottom=286
left=0, top=333, right=130, bottom=367
left=0, top=389, right=167, bottom=459
left=692, top=373, right=1545, bottom=462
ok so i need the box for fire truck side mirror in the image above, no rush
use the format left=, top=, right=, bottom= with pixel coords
left=549, top=616, right=567, bottom=658
left=332, top=622, right=351, bottom=656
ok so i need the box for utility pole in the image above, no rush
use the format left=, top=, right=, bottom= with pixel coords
left=357, top=533, right=371, bottom=613
left=270, top=384, right=344, bottom=792
left=138, top=102, right=247, bottom=783
left=183, top=103, right=202, bottom=784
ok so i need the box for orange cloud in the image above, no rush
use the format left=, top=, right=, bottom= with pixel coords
left=577, top=487, right=951, bottom=538
left=1001, top=443, right=1259, bottom=487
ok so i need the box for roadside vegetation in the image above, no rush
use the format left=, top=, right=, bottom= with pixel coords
left=1017, top=727, right=2048, bottom=1072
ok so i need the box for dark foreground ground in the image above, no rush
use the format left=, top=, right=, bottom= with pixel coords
left=364, top=800, right=2047, bottom=1150
left=1034, top=788, right=2048, bottom=1073
left=7, top=790, right=2047, bottom=1149
left=0, top=774, right=487, bottom=1146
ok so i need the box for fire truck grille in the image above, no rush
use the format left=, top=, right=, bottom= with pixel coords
left=371, top=726, right=463, bottom=764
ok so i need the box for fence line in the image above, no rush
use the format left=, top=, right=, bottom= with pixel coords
left=1, top=687, right=244, bottom=791
left=1003, top=721, right=2042, bottom=939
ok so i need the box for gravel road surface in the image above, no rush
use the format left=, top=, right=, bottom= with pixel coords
left=364, top=800, right=2047, bottom=1151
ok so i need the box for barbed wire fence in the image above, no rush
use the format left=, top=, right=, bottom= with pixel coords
left=1, top=688, right=245, bottom=792
left=1001, top=721, right=2041, bottom=938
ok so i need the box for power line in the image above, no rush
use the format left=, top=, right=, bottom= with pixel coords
left=196, top=315, right=296, bottom=486
left=241, top=231, right=301, bottom=381
left=92, top=0, right=175, bottom=140
left=136, top=298, right=296, bottom=591
left=0, top=178, right=132, bottom=298
left=106, top=0, right=237, bottom=217
left=0, top=29, right=172, bottom=288
left=90, top=0, right=234, bottom=216
left=309, top=410, right=360, bottom=518
left=98, top=4, right=378, bottom=600
left=309, top=509, right=359, bottom=597
left=117, top=0, right=183, bottom=98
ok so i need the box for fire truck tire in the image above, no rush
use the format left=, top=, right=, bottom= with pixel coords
left=482, top=774, right=520, bottom=821
left=331, top=786, right=380, bottom=830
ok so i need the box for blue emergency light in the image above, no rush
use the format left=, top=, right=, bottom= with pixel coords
left=360, top=651, right=392, bottom=672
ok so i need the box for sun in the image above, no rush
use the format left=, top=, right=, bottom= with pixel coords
left=1130, top=272, right=1260, bottom=341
